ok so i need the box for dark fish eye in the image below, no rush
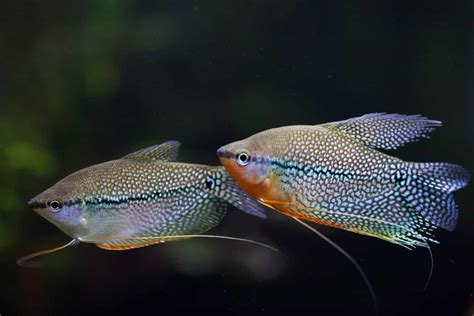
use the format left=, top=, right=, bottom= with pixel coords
left=236, top=151, right=250, bottom=166
left=47, top=199, right=63, bottom=212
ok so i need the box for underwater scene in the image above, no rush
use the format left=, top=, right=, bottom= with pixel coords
left=1, top=1, right=473, bottom=315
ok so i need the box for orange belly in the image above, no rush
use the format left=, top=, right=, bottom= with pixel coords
left=219, top=157, right=344, bottom=230
left=252, top=181, right=345, bottom=231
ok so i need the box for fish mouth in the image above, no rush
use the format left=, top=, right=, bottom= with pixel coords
left=217, top=147, right=233, bottom=159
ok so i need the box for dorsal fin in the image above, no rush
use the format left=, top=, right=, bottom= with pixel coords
left=122, top=141, right=181, bottom=161
left=322, top=113, right=442, bottom=150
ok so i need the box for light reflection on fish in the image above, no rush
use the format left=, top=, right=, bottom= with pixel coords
left=19, top=141, right=273, bottom=264
left=218, top=113, right=470, bottom=248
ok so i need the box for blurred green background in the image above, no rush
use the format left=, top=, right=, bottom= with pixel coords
left=1, top=1, right=473, bottom=315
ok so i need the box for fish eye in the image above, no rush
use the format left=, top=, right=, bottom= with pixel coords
left=47, top=199, right=63, bottom=212
left=236, top=151, right=250, bottom=166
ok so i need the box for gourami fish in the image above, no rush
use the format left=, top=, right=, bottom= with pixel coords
left=19, top=141, right=273, bottom=265
left=217, top=113, right=470, bottom=303
left=217, top=113, right=469, bottom=248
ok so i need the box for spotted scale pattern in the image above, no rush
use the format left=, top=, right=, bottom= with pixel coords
left=31, top=143, right=267, bottom=250
left=221, top=114, right=469, bottom=248
left=322, top=113, right=442, bottom=150
left=49, top=160, right=228, bottom=247
left=263, top=127, right=435, bottom=247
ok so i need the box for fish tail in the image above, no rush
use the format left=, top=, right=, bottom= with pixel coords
left=212, top=167, right=268, bottom=219
left=394, top=162, right=470, bottom=231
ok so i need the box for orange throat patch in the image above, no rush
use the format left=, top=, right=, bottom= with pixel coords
left=227, top=161, right=290, bottom=208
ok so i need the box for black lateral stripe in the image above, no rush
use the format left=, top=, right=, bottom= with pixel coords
left=28, top=201, right=47, bottom=208
left=217, top=149, right=234, bottom=159
left=64, top=199, right=82, bottom=206
left=29, top=199, right=82, bottom=208
left=269, top=159, right=365, bottom=180
left=83, top=187, right=194, bottom=206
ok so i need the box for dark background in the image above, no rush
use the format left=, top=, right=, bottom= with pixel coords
left=1, top=1, right=473, bottom=315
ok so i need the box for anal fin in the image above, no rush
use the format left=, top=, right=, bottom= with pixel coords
left=96, top=235, right=278, bottom=252
left=97, top=236, right=186, bottom=251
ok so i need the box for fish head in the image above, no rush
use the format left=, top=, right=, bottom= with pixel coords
left=28, top=173, right=89, bottom=240
left=217, top=133, right=276, bottom=198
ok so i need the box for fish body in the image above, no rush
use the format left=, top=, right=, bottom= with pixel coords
left=218, top=113, right=470, bottom=248
left=29, top=141, right=266, bottom=250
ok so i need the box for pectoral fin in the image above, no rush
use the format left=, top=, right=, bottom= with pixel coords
left=218, top=170, right=268, bottom=219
